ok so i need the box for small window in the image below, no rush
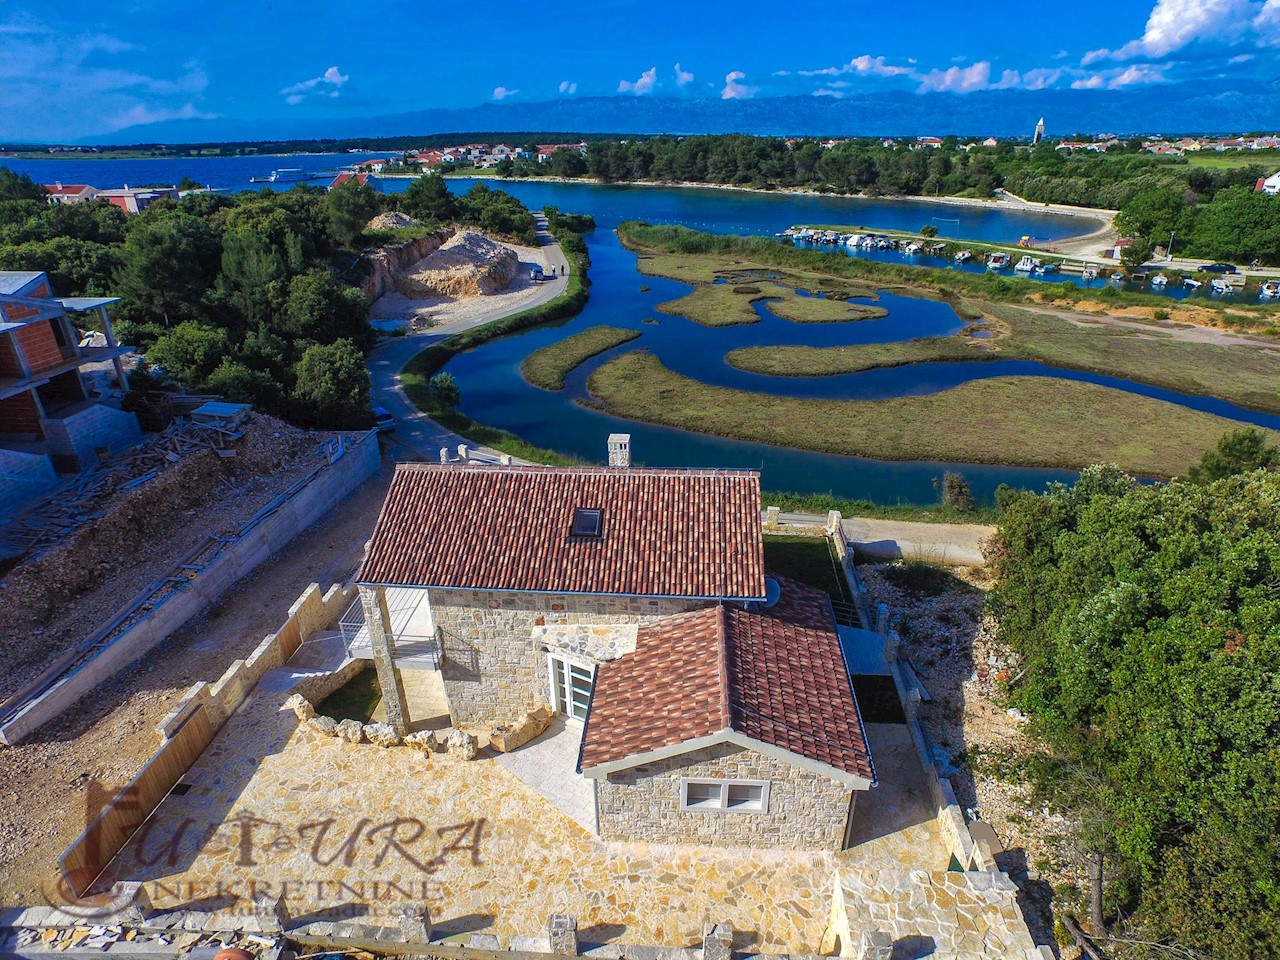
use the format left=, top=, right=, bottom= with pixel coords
left=680, top=778, right=770, bottom=814
left=684, top=782, right=721, bottom=809
left=570, top=507, right=603, bottom=538
left=726, top=783, right=765, bottom=811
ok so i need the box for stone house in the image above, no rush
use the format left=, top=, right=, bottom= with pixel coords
left=354, top=460, right=875, bottom=849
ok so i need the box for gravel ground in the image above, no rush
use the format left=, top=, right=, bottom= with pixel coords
left=858, top=561, right=1087, bottom=943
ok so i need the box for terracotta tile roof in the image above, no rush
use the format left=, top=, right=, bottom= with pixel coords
left=580, top=577, right=875, bottom=783
left=357, top=463, right=766, bottom=599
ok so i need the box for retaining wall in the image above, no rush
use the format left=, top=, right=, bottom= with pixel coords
left=1, top=430, right=380, bottom=745
left=60, top=581, right=352, bottom=898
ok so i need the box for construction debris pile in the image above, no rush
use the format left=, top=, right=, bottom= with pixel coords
left=7, top=924, right=290, bottom=959
left=0, top=413, right=334, bottom=703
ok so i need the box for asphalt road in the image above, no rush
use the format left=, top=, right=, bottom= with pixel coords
left=368, top=214, right=567, bottom=463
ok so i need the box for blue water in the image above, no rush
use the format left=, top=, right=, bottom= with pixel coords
left=0, top=152, right=398, bottom=190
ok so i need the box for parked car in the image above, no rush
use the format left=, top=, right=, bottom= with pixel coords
left=374, top=407, right=396, bottom=432
left=1199, top=263, right=1237, bottom=274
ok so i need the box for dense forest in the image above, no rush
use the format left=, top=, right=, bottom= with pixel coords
left=0, top=169, right=544, bottom=428
left=989, top=431, right=1280, bottom=958
left=486, top=135, right=1280, bottom=264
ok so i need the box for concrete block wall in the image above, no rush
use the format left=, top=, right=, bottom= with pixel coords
left=595, top=742, right=854, bottom=850
left=0, top=432, right=380, bottom=744
left=40, top=403, right=141, bottom=465
left=432, top=589, right=707, bottom=729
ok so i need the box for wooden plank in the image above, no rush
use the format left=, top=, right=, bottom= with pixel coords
left=59, top=706, right=215, bottom=897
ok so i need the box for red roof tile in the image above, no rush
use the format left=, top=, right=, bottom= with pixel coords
left=580, top=577, right=875, bottom=782
left=358, top=463, right=766, bottom=599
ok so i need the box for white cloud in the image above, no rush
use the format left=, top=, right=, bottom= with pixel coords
left=1052, top=49, right=1070, bottom=59
left=916, top=61, right=994, bottom=93
left=281, top=65, right=348, bottom=105
left=558, top=80, right=577, bottom=94
left=1071, top=74, right=1107, bottom=89
left=1071, top=63, right=1171, bottom=89
left=812, top=88, right=845, bottom=99
left=1020, top=67, right=1064, bottom=90
left=493, top=86, right=519, bottom=100
left=798, top=54, right=914, bottom=78
left=721, top=70, right=757, bottom=99
left=674, top=63, right=694, bottom=87
left=618, top=67, right=658, bottom=95
left=1256, top=0, right=1280, bottom=42
left=109, top=101, right=217, bottom=129
left=1084, top=0, right=1255, bottom=62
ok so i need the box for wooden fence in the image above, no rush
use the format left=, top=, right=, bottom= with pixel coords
left=59, top=705, right=214, bottom=897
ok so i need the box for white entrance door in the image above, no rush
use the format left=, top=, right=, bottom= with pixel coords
left=549, top=655, right=594, bottom=721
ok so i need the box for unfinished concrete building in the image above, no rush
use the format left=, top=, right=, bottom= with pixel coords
left=0, top=271, right=139, bottom=513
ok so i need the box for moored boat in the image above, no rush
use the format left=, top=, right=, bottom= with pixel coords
left=1081, top=267, right=1098, bottom=281
left=988, top=252, right=1010, bottom=269
left=1260, top=281, right=1280, bottom=299
left=1150, top=274, right=1168, bottom=288
left=1015, top=255, right=1039, bottom=272
left=954, top=250, right=972, bottom=264
left=1183, top=277, right=1202, bottom=290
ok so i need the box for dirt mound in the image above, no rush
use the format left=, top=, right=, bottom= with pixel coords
left=396, top=231, right=519, bottom=299
left=367, top=211, right=418, bottom=231
left=0, top=413, right=328, bottom=701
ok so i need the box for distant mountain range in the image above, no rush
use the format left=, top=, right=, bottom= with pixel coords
left=88, top=80, right=1280, bottom=146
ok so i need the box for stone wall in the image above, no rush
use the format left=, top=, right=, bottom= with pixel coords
left=595, top=742, right=853, bottom=851
left=431, top=588, right=708, bottom=728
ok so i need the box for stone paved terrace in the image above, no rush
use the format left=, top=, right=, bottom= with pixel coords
left=107, top=674, right=837, bottom=951
left=103, top=667, right=1038, bottom=956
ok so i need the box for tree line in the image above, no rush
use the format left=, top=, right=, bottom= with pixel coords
left=989, top=428, right=1280, bottom=957
left=477, top=134, right=1279, bottom=263
left=0, top=169, right=546, bottom=428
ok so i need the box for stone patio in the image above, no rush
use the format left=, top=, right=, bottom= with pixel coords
left=107, top=673, right=837, bottom=951
left=491, top=718, right=596, bottom=833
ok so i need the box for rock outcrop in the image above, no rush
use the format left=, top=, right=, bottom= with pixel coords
left=362, top=228, right=452, bottom=300
left=396, top=232, right=519, bottom=299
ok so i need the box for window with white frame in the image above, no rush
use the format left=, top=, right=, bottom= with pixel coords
left=679, top=778, right=770, bottom=814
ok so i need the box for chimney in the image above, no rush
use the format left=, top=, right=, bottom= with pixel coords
left=55, top=181, right=62, bottom=190
left=607, top=433, right=631, bottom=468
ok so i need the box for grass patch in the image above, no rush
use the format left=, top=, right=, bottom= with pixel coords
left=764, top=290, right=888, bottom=323
left=763, top=534, right=850, bottom=601
left=764, top=489, right=1002, bottom=524
left=315, top=668, right=382, bottom=723
left=729, top=301, right=1280, bottom=413
left=586, top=352, right=1274, bottom=477
left=1186, top=153, right=1277, bottom=170
left=521, top=325, right=641, bottom=390
left=656, top=283, right=762, bottom=326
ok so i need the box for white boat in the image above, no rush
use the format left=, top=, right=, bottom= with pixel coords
left=1110, top=272, right=1126, bottom=282
left=1014, top=255, right=1039, bottom=272
left=1150, top=274, right=1168, bottom=288
left=845, top=234, right=863, bottom=247
left=1183, top=278, right=1202, bottom=290
left=954, top=250, right=972, bottom=264
left=1081, top=267, right=1098, bottom=281
left=904, top=242, right=922, bottom=255
left=1211, top=278, right=1232, bottom=294
left=1034, top=261, right=1058, bottom=274
left=988, top=252, right=1010, bottom=269
left=1261, top=281, right=1280, bottom=299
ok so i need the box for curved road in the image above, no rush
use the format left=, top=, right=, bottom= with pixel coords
left=369, top=213, right=567, bottom=463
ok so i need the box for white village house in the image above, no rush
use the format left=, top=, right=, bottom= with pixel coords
left=351, top=455, right=877, bottom=850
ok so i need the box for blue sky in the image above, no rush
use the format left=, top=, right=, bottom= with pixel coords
left=3, top=0, right=1278, bottom=141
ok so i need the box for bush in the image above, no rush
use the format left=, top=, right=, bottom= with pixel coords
left=938, top=470, right=974, bottom=510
